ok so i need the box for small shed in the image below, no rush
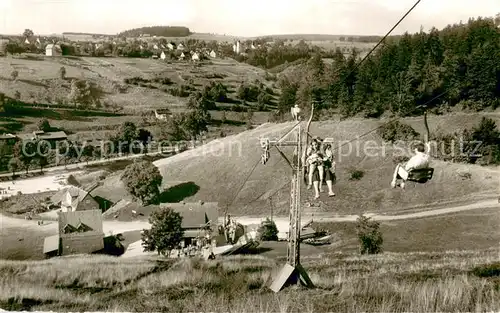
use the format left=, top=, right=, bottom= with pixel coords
left=45, top=44, right=62, bottom=56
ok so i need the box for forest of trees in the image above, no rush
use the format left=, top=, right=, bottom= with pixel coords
left=118, top=26, right=191, bottom=37
left=275, top=17, right=500, bottom=119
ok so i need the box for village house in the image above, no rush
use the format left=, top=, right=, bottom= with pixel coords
left=43, top=210, right=105, bottom=257
left=167, top=42, right=175, bottom=50
left=209, top=50, right=217, bottom=58
left=160, top=51, right=166, bottom=60
left=50, top=186, right=100, bottom=212
left=160, top=201, right=219, bottom=246
left=17, top=130, right=67, bottom=148
left=45, top=43, right=62, bottom=56
left=179, top=52, right=185, bottom=60
left=177, top=43, right=184, bottom=51
left=191, top=52, right=200, bottom=62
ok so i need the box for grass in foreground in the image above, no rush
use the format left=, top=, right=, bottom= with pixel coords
left=0, top=249, right=498, bottom=312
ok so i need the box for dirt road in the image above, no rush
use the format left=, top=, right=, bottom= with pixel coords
left=2, top=198, right=498, bottom=235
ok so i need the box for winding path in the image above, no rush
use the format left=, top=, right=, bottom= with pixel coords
left=1, top=198, right=498, bottom=235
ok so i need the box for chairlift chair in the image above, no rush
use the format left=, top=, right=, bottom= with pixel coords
left=396, top=109, right=435, bottom=187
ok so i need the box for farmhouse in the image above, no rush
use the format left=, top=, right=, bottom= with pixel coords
left=45, top=44, right=62, bottom=56
left=179, top=52, right=185, bottom=60
left=160, top=201, right=219, bottom=246
left=209, top=50, right=217, bottom=58
left=43, top=210, right=105, bottom=257
left=177, top=43, right=184, bottom=50
left=191, top=52, right=200, bottom=61
left=50, top=186, right=100, bottom=212
left=160, top=51, right=166, bottom=60
left=17, top=130, right=68, bottom=148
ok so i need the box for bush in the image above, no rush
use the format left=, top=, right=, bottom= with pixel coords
left=349, top=168, right=364, bottom=181
left=471, top=263, right=500, bottom=278
left=10, top=70, right=18, bottom=81
left=392, top=155, right=410, bottom=164
left=432, top=118, right=500, bottom=165
left=356, top=214, right=383, bottom=254
left=257, top=218, right=278, bottom=241
left=378, top=121, right=420, bottom=143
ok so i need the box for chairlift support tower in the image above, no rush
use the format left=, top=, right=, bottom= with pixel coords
left=260, top=112, right=314, bottom=293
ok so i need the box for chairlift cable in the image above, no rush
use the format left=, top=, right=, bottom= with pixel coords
left=230, top=0, right=427, bottom=210
left=323, top=0, right=422, bottom=101
left=330, top=89, right=448, bottom=153
left=227, top=121, right=310, bottom=210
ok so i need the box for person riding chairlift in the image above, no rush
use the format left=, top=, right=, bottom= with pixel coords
left=305, top=137, right=324, bottom=190
left=310, top=143, right=336, bottom=199
left=390, top=141, right=431, bottom=189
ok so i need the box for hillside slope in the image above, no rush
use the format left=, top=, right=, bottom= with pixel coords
left=115, top=112, right=500, bottom=216
left=0, top=56, right=270, bottom=113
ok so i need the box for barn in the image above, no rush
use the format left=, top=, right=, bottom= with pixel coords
left=43, top=210, right=105, bottom=257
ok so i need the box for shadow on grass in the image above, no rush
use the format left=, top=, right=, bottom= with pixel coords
left=158, top=181, right=200, bottom=203
left=94, top=235, right=126, bottom=256
left=238, top=246, right=273, bottom=255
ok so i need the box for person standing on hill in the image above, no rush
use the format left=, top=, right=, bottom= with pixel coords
left=291, top=104, right=301, bottom=121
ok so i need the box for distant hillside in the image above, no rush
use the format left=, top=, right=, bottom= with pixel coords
left=118, top=26, right=191, bottom=37
left=62, top=32, right=112, bottom=36
left=253, top=34, right=383, bottom=43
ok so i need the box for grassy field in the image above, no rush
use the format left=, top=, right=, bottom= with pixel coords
left=0, top=248, right=498, bottom=312
left=0, top=55, right=277, bottom=140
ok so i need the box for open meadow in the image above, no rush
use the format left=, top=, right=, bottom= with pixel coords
left=0, top=248, right=498, bottom=312
left=0, top=55, right=276, bottom=142
left=0, top=55, right=274, bottom=113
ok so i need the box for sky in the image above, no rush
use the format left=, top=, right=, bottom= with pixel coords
left=0, top=0, right=498, bottom=37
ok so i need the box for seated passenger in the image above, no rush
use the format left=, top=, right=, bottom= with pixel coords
left=321, top=143, right=336, bottom=197
left=305, top=139, right=324, bottom=189
left=311, top=143, right=336, bottom=199
left=390, top=142, right=431, bottom=189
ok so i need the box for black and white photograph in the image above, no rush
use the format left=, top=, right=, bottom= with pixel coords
left=0, top=0, right=499, bottom=311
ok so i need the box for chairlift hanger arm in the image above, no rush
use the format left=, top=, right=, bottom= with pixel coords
left=275, top=146, right=294, bottom=169
left=302, top=102, right=315, bottom=166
